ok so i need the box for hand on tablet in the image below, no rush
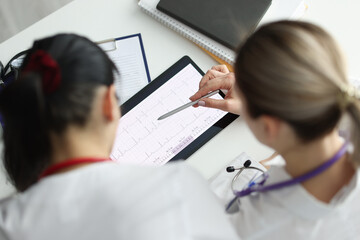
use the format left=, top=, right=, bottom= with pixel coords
left=190, top=65, right=242, bottom=115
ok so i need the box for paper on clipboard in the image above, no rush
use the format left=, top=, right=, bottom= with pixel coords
left=98, top=34, right=151, bottom=104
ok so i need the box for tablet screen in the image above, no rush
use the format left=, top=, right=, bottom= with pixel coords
left=110, top=58, right=233, bottom=166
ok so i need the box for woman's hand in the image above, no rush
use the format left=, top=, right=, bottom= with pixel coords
left=190, top=65, right=242, bottom=115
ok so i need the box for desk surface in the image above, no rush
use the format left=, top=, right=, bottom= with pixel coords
left=0, top=0, right=359, bottom=198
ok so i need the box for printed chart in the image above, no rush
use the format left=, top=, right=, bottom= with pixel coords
left=110, top=64, right=227, bottom=166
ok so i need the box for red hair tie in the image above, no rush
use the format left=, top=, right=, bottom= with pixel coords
left=23, top=50, right=61, bottom=94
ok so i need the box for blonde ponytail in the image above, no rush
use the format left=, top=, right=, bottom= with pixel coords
left=234, top=21, right=360, bottom=165
left=342, top=89, right=360, bottom=165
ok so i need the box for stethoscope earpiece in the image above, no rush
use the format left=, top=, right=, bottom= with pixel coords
left=226, top=166, right=235, bottom=172
left=243, top=160, right=251, bottom=168
left=226, top=159, right=252, bottom=173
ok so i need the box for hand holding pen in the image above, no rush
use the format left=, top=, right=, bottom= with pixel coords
left=158, top=65, right=242, bottom=120
left=189, top=65, right=242, bottom=115
left=158, top=90, right=220, bottom=120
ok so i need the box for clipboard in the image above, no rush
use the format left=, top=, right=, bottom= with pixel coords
left=97, top=34, right=151, bottom=104
left=110, top=56, right=238, bottom=166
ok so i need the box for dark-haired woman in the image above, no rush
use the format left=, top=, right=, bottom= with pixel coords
left=0, top=34, right=238, bottom=240
left=191, top=21, right=360, bottom=239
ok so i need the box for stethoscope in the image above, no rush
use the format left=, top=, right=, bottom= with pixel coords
left=225, top=141, right=349, bottom=213
left=226, top=159, right=266, bottom=194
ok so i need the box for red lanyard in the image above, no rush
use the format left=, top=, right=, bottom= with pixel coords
left=39, top=158, right=111, bottom=179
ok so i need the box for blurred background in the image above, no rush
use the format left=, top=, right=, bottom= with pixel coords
left=0, top=0, right=74, bottom=43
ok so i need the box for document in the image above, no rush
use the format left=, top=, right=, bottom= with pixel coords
left=98, top=34, right=150, bottom=104
left=110, top=63, right=227, bottom=166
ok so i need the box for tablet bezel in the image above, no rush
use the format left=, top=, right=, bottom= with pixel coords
left=120, top=56, right=238, bottom=162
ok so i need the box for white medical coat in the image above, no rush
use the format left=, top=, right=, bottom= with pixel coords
left=210, top=154, right=360, bottom=240
left=0, top=162, right=239, bottom=240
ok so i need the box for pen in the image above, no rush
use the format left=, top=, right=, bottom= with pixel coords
left=157, top=90, right=220, bottom=120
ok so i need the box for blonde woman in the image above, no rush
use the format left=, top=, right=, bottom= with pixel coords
left=191, top=21, right=360, bottom=239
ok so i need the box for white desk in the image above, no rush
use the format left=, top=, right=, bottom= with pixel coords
left=0, top=0, right=359, bottom=199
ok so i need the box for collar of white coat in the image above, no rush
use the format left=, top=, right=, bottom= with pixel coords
left=264, top=160, right=359, bottom=220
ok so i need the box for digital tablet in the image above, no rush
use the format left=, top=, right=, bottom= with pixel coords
left=110, top=56, right=238, bottom=166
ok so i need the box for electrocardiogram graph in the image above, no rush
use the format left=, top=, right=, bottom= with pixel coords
left=110, top=64, right=227, bottom=166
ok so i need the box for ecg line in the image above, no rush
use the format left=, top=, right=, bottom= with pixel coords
left=110, top=64, right=227, bottom=166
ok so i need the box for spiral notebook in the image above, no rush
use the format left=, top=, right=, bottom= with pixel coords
left=156, top=0, right=272, bottom=50
left=138, top=0, right=306, bottom=66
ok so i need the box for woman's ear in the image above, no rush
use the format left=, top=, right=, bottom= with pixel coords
left=259, top=115, right=282, bottom=146
left=102, top=85, right=118, bottom=122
